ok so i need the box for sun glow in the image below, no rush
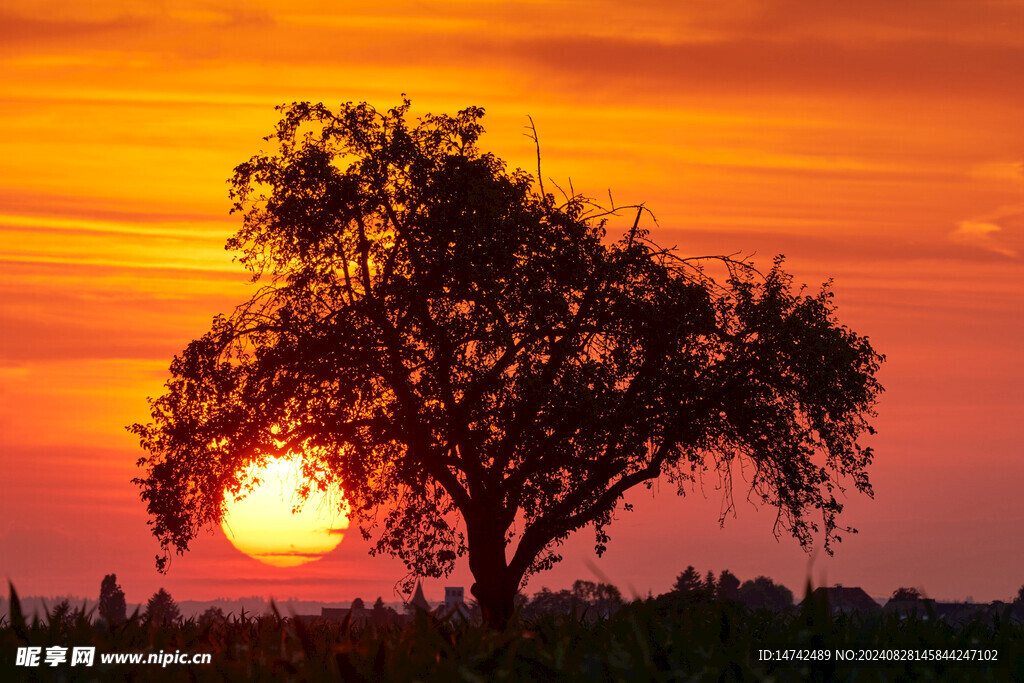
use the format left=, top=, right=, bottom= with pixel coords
left=221, top=457, right=349, bottom=567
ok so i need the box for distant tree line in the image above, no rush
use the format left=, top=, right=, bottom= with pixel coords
left=77, top=572, right=1024, bottom=629
left=518, top=568, right=797, bottom=620
left=519, top=580, right=624, bottom=620
left=95, top=574, right=182, bottom=627
left=666, top=566, right=795, bottom=612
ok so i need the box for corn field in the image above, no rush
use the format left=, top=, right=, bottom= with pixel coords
left=3, top=584, right=1022, bottom=681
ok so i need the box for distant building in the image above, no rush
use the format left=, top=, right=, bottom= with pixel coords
left=932, top=601, right=999, bottom=625
left=320, top=607, right=348, bottom=621
left=884, top=597, right=936, bottom=619
left=409, top=581, right=430, bottom=612
left=321, top=598, right=369, bottom=625
left=443, top=587, right=469, bottom=618
left=320, top=598, right=404, bottom=627
left=806, top=586, right=881, bottom=615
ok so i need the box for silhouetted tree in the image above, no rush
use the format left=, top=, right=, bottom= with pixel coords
left=1016, top=585, right=1024, bottom=604
left=350, top=597, right=365, bottom=611
left=571, top=579, right=623, bottom=618
left=891, top=587, right=921, bottom=601
left=673, top=566, right=705, bottom=598
left=704, top=570, right=717, bottom=597
left=199, top=606, right=226, bottom=627
left=572, top=579, right=622, bottom=604
left=739, top=576, right=794, bottom=612
left=144, top=588, right=180, bottom=626
left=98, top=574, right=127, bottom=625
left=717, top=570, right=741, bottom=601
left=523, top=587, right=575, bottom=619
left=49, top=599, right=76, bottom=629
left=371, top=597, right=387, bottom=624
left=524, top=581, right=618, bottom=618
left=131, top=99, right=884, bottom=627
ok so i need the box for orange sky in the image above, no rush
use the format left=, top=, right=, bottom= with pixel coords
left=2, top=0, right=1023, bottom=607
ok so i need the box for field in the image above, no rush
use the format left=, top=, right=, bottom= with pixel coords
left=3, top=586, right=1023, bottom=681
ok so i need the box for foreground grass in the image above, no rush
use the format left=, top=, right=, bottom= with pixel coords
left=3, top=586, right=1023, bottom=681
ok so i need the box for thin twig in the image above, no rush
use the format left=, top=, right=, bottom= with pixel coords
left=524, top=115, right=545, bottom=198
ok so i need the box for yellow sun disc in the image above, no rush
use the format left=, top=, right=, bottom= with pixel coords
left=221, top=457, right=349, bottom=567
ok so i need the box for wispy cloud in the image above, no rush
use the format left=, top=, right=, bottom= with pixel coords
left=950, top=206, right=1023, bottom=258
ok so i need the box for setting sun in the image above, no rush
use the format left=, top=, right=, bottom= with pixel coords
left=221, top=457, right=349, bottom=568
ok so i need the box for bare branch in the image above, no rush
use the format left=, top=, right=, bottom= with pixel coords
left=524, top=115, right=545, bottom=199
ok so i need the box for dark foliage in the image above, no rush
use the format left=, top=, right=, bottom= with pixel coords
left=668, top=566, right=744, bottom=604
left=198, top=606, right=226, bottom=628
left=130, top=99, right=883, bottom=626
left=673, top=566, right=707, bottom=601
left=892, top=587, right=923, bottom=601
left=520, top=581, right=623, bottom=621
left=718, top=570, right=741, bottom=601
left=145, top=588, right=181, bottom=626
left=738, top=576, right=795, bottom=612
left=98, top=574, right=126, bottom=625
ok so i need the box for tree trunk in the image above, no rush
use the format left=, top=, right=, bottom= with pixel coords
left=467, top=518, right=519, bottom=629
left=471, top=576, right=516, bottom=629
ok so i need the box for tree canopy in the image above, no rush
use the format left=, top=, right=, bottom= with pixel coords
left=718, top=570, right=741, bottom=601
left=738, top=576, right=795, bottom=612
left=521, top=580, right=623, bottom=620
left=891, top=587, right=923, bottom=602
left=673, top=566, right=706, bottom=599
left=144, top=588, right=181, bottom=626
left=131, top=99, right=883, bottom=627
left=98, top=573, right=127, bottom=625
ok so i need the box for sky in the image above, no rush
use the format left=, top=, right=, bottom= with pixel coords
left=2, top=0, right=1023, bottom=608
